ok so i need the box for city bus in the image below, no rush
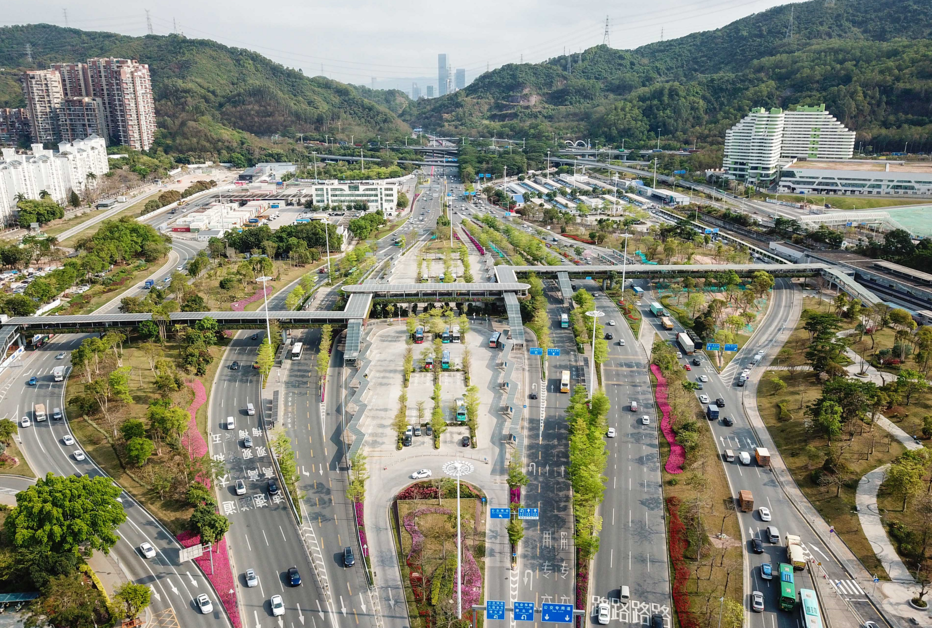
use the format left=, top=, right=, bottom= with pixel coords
left=414, top=327, right=424, bottom=344
left=292, top=342, right=304, bottom=360
left=560, top=313, right=569, bottom=328
left=441, top=351, right=451, bottom=369
left=451, top=325, right=461, bottom=343
left=779, top=564, right=796, bottom=611
left=799, top=589, right=823, bottom=628
left=560, top=370, right=570, bottom=393
left=455, top=397, right=467, bottom=422
left=442, top=327, right=451, bottom=343
left=489, top=332, right=502, bottom=348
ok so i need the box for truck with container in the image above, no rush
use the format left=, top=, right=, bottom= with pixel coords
left=755, top=447, right=771, bottom=466
left=677, top=332, right=695, bottom=354
left=53, top=366, right=64, bottom=382
left=738, top=490, right=754, bottom=512
left=660, top=316, right=674, bottom=330
left=649, top=302, right=666, bottom=317
left=705, top=404, right=720, bottom=420
left=144, top=279, right=155, bottom=289
left=34, top=403, right=47, bottom=422
left=117, top=195, right=127, bottom=203
left=785, top=535, right=807, bottom=570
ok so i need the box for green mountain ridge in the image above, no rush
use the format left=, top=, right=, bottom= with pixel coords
left=0, top=24, right=408, bottom=162
left=412, top=0, right=932, bottom=152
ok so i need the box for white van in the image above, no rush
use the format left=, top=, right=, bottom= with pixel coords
left=724, top=449, right=735, bottom=462
left=619, top=586, right=630, bottom=601
left=739, top=451, right=752, bottom=465
left=766, top=526, right=780, bottom=543
left=630, top=400, right=638, bottom=412
left=246, top=403, right=255, bottom=416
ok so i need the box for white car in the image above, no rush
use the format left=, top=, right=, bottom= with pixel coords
left=607, top=428, right=616, bottom=438
left=245, top=569, right=258, bottom=587
left=235, top=479, right=246, bottom=496
left=699, top=395, right=710, bottom=404
left=597, top=601, right=610, bottom=625
left=758, top=507, right=772, bottom=522
left=699, top=375, right=709, bottom=383
left=741, top=369, right=751, bottom=377
left=196, top=594, right=213, bottom=614
left=20, top=416, right=30, bottom=428
left=73, top=450, right=86, bottom=461
left=608, top=320, right=616, bottom=326
left=618, top=339, right=625, bottom=346
left=139, top=542, right=156, bottom=559
left=411, top=469, right=432, bottom=479
left=641, top=415, right=651, bottom=425
left=62, top=434, right=75, bottom=446
left=271, top=594, right=285, bottom=617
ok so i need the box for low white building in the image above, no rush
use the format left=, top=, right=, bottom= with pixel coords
left=302, top=178, right=402, bottom=216
left=0, top=135, right=108, bottom=223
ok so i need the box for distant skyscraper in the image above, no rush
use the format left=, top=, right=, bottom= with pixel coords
left=426, top=85, right=434, bottom=98
left=21, top=70, right=64, bottom=144
left=438, top=54, right=450, bottom=96
left=454, top=68, right=466, bottom=91
left=411, top=83, right=421, bottom=100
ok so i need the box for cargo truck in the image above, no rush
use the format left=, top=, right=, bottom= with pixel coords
left=785, top=535, right=807, bottom=570
left=649, top=302, right=666, bottom=317
left=706, top=404, right=720, bottom=420
left=34, top=403, right=47, bottom=422
left=738, top=490, right=754, bottom=512
left=755, top=447, right=771, bottom=466
left=660, top=316, right=674, bottom=330
left=677, top=332, right=695, bottom=354
left=144, top=279, right=155, bottom=289
left=53, top=366, right=64, bottom=382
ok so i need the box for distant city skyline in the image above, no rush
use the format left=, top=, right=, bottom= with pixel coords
left=5, top=0, right=808, bottom=87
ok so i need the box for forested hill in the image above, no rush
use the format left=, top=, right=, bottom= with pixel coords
left=413, top=0, right=932, bottom=152
left=0, top=24, right=408, bottom=162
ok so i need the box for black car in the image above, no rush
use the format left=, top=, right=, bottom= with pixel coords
left=343, top=547, right=355, bottom=567
left=462, top=435, right=471, bottom=447
left=529, top=392, right=538, bottom=400
left=403, top=434, right=412, bottom=447
left=425, top=425, right=433, bottom=436
left=288, top=566, right=302, bottom=586
left=722, top=416, right=734, bottom=427
left=751, top=538, right=764, bottom=554
left=230, top=361, right=240, bottom=370
left=268, top=478, right=280, bottom=495
left=650, top=615, right=664, bottom=628
left=605, top=333, right=613, bottom=340
left=737, top=379, right=746, bottom=387
left=692, top=358, right=701, bottom=366
left=251, top=334, right=258, bottom=341
left=716, top=398, right=725, bottom=407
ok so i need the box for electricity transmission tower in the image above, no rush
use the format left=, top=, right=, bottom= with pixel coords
left=603, top=15, right=610, bottom=47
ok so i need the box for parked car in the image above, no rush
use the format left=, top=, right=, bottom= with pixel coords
left=462, top=436, right=471, bottom=447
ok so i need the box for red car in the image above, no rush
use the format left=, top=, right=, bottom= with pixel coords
left=684, top=364, right=692, bottom=371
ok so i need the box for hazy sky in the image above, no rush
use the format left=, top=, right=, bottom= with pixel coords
left=4, top=0, right=805, bottom=88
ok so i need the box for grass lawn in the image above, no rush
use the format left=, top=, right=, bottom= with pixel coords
left=757, top=370, right=906, bottom=579
left=65, top=259, right=168, bottom=315
left=65, top=341, right=225, bottom=535
left=651, top=360, right=744, bottom=626
left=44, top=208, right=106, bottom=239
left=188, top=260, right=323, bottom=312
left=0, top=440, right=35, bottom=478
left=59, top=197, right=153, bottom=248
left=757, top=193, right=929, bottom=211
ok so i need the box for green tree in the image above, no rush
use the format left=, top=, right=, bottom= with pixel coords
left=397, top=192, right=409, bottom=209
left=6, top=473, right=126, bottom=558
left=317, top=324, right=333, bottom=381
left=285, top=285, right=306, bottom=310
left=897, top=369, right=929, bottom=406
left=886, top=459, right=925, bottom=510
left=113, top=582, right=151, bottom=619
left=119, top=419, right=146, bottom=442
left=26, top=572, right=111, bottom=628
left=0, top=418, right=18, bottom=444
left=189, top=505, right=231, bottom=544
left=125, top=437, right=155, bottom=466
left=346, top=452, right=369, bottom=503
left=256, top=338, right=274, bottom=384
left=147, top=402, right=189, bottom=452
left=810, top=400, right=843, bottom=442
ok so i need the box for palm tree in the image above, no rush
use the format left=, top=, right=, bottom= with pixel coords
left=13, top=193, right=25, bottom=203
left=38, top=190, right=50, bottom=199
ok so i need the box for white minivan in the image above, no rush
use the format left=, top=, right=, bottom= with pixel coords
left=630, top=400, right=638, bottom=412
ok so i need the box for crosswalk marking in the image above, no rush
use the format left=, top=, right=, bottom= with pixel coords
left=833, top=580, right=864, bottom=596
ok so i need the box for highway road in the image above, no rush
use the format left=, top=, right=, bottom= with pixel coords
left=587, top=288, right=671, bottom=626
left=640, top=281, right=886, bottom=627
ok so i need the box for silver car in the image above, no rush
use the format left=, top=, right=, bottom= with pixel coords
left=245, top=569, right=258, bottom=587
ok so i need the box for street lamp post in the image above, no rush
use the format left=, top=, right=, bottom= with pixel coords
left=443, top=460, right=474, bottom=619
left=257, top=276, right=272, bottom=342
left=585, top=310, right=604, bottom=399
left=619, top=233, right=630, bottom=295
left=716, top=596, right=724, bottom=628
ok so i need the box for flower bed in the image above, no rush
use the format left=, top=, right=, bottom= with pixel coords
left=574, top=550, right=588, bottom=628
left=231, top=285, right=272, bottom=312
left=354, top=501, right=369, bottom=558
left=397, top=481, right=483, bottom=501
left=665, top=497, right=698, bottom=628
left=509, top=487, right=521, bottom=504
left=650, top=364, right=685, bottom=474
left=563, top=234, right=595, bottom=244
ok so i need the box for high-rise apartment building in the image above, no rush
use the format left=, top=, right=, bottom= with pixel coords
left=22, top=70, right=64, bottom=144
left=723, top=105, right=855, bottom=184
left=86, top=58, right=157, bottom=151
left=438, top=54, right=450, bottom=96
left=21, top=58, right=157, bottom=150
left=0, top=109, right=30, bottom=145
left=60, top=97, right=108, bottom=143
left=411, top=83, right=421, bottom=100
left=454, top=68, right=466, bottom=91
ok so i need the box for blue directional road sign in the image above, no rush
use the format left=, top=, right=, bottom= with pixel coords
left=517, top=508, right=539, bottom=520
left=673, top=169, right=687, bottom=175
left=487, top=601, right=506, bottom=620
left=541, top=603, right=574, bottom=623
left=713, top=228, right=720, bottom=233
left=529, top=348, right=543, bottom=356
left=585, top=276, right=592, bottom=280
left=724, top=344, right=738, bottom=352
left=514, top=602, right=535, bottom=622
left=547, top=348, right=561, bottom=357
left=490, top=508, right=511, bottom=519
left=706, top=343, right=721, bottom=351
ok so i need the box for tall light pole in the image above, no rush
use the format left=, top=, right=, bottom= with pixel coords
left=324, top=220, right=332, bottom=284
left=547, top=150, right=551, bottom=180
left=443, top=460, right=474, bottom=618
left=257, top=275, right=273, bottom=342
left=620, top=233, right=630, bottom=294
left=585, top=310, right=603, bottom=399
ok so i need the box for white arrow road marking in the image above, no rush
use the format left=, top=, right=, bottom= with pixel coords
left=298, top=603, right=305, bottom=625
left=340, top=596, right=346, bottom=616
left=277, top=617, right=283, bottom=628
left=255, top=610, right=261, bottom=628
left=810, top=545, right=829, bottom=560
left=524, top=569, right=533, bottom=589
left=169, top=581, right=179, bottom=596
left=387, top=588, right=396, bottom=609
left=187, top=571, right=197, bottom=587
left=360, top=595, right=367, bottom=614
left=303, top=466, right=309, bottom=477
left=149, top=585, right=161, bottom=602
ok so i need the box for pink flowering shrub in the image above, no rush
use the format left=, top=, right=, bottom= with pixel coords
left=650, top=364, right=685, bottom=474
left=180, top=380, right=209, bottom=466
left=231, top=285, right=272, bottom=312
left=509, top=487, right=521, bottom=504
